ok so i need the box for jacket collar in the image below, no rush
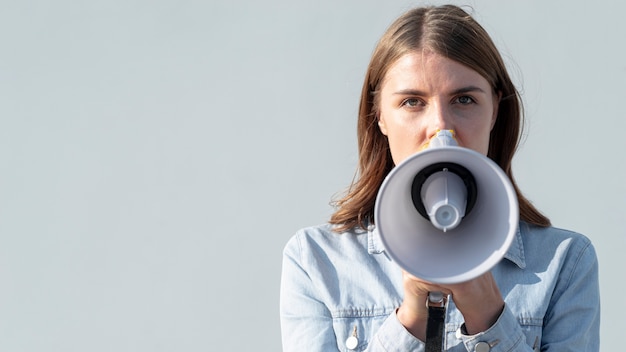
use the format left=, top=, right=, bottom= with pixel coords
left=368, top=222, right=527, bottom=269
left=504, top=222, right=526, bottom=269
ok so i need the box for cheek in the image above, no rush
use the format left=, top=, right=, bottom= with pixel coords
left=456, top=128, right=492, bottom=155
left=386, top=128, right=427, bottom=164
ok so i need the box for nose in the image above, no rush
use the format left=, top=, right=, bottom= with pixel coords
left=425, top=103, right=453, bottom=139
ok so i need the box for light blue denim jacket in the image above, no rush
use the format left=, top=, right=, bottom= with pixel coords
left=280, top=221, right=600, bottom=351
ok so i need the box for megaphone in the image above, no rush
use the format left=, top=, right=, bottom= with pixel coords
left=374, top=130, right=518, bottom=284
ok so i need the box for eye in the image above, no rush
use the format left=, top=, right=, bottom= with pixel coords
left=401, top=98, right=423, bottom=108
left=454, top=95, right=476, bottom=105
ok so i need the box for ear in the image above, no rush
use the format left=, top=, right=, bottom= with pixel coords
left=490, top=91, right=502, bottom=130
left=378, top=115, right=388, bottom=136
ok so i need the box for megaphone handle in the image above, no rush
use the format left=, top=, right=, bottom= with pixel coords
left=426, top=291, right=446, bottom=351
left=428, top=291, right=445, bottom=305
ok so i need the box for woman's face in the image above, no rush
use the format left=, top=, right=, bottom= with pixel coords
left=377, top=51, right=500, bottom=165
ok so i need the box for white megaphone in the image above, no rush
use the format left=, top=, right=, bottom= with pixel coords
left=374, top=130, right=518, bottom=284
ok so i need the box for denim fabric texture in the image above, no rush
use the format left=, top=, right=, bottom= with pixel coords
left=280, top=221, right=600, bottom=351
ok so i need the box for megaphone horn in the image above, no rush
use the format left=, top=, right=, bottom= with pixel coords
left=374, top=130, right=519, bottom=284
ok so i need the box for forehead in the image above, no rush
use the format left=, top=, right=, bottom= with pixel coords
left=381, top=51, right=491, bottom=92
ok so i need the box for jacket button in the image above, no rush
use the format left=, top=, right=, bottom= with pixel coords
left=345, top=335, right=358, bottom=350
left=475, top=341, right=491, bottom=352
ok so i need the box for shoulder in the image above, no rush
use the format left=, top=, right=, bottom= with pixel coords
left=520, top=222, right=595, bottom=252
left=283, top=223, right=368, bottom=259
left=519, top=222, right=598, bottom=274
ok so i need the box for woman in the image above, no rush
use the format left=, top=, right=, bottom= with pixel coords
left=280, top=5, right=600, bottom=351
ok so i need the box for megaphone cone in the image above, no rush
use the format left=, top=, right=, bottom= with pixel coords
left=374, top=131, right=519, bottom=284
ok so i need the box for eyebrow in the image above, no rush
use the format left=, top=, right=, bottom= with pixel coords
left=393, top=86, right=488, bottom=96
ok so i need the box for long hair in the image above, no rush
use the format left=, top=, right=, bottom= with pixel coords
left=330, top=5, right=550, bottom=232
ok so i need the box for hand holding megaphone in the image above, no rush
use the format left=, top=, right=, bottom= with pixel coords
left=397, top=269, right=505, bottom=339
left=375, top=129, right=518, bottom=340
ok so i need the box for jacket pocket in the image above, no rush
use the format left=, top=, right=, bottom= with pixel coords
left=332, top=311, right=391, bottom=351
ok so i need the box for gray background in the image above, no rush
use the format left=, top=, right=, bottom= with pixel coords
left=1, top=0, right=624, bottom=350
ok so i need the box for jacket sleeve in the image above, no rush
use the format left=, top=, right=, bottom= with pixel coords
left=455, top=305, right=531, bottom=351
left=279, top=234, right=339, bottom=351
left=280, top=234, right=427, bottom=352
left=539, top=237, right=600, bottom=351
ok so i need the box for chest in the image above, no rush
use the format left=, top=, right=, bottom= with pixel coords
left=319, top=258, right=548, bottom=351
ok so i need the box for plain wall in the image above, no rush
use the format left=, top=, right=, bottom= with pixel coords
left=1, top=0, right=624, bottom=350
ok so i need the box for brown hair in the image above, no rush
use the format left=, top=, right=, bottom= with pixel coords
left=330, top=5, right=550, bottom=232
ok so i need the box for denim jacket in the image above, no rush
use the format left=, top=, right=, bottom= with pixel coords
left=280, top=221, right=600, bottom=351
